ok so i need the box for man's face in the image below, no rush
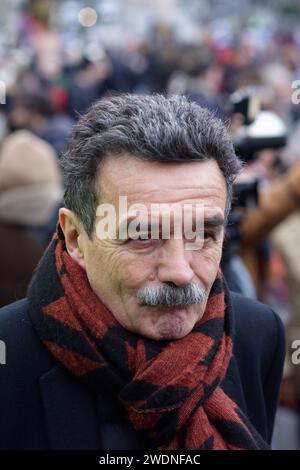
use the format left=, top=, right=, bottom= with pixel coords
left=78, top=154, right=227, bottom=341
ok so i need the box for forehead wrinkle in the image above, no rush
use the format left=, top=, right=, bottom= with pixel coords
left=98, top=157, right=227, bottom=206
left=103, top=184, right=226, bottom=204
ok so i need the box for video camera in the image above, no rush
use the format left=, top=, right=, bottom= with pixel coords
left=223, top=87, right=288, bottom=261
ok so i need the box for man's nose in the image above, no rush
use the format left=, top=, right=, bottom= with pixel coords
left=157, top=239, right=194, bottom=287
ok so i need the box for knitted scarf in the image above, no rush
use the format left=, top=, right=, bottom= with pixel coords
left=27, top=226, right=268, bottom=450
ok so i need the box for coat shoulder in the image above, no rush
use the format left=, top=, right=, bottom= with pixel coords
left=0, top=299, right=57, bottom=376
left=0, top=299, right=58, bottom=449
left=0, top=298, right=31, bottom=330
left=229, top=291, right=285, bottom=443
left=230, top=291, right=285, bottom=354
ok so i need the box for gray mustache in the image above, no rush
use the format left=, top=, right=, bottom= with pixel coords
left=137, top=283, right=206, bottom=307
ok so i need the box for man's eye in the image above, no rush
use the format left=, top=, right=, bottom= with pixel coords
left=204, top=232, right=214, bottom=240
left=128, top=237, right=161, bottom=250
left=128, top=235, right=157, bottom=246
left=130, top=234, right=150, bottom=241
left=184, top=232, right=215, bottom=242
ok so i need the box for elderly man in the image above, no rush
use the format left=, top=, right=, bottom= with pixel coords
left=0, top=94, right=284, bottom=450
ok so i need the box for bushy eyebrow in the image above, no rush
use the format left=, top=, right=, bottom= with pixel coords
left=117, top=214, right=225, bottom=236
left=204, top=215, right=225, bottom=228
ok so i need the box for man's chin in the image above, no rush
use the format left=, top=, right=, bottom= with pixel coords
left=141, top=307, right=198, bottom=341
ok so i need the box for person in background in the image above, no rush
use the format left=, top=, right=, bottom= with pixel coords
left=0, top=130, right=62, bottom=307
left=8, top=92, right=73, bottom=156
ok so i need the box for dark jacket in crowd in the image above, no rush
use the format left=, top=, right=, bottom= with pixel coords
left=0, top=292, right=285, bottom=449
left=0, top=223, right=44, bottom=308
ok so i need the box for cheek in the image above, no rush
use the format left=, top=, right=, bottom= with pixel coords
left=191, top=245, right=223, bottom=287
left=83, top=243, right=121, bottom=297
left=119, top=256, right=155, bottom=289
left=86, top=242, right=156, bottom=292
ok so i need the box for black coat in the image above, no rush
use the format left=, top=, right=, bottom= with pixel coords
left=0, top=293, right=285, bottom=450
left=0, top=223, right=44, bottom=308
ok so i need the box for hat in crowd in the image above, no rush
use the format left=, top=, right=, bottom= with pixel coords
left=0, top=130, right=62, bottom=226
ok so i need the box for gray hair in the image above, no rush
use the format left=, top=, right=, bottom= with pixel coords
left=60, top=93, right=242, bottom=237
left=137, top=282, right=206, bottom=307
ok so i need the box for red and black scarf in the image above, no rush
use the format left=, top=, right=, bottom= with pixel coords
left=27, top=226, right=268, bottom=450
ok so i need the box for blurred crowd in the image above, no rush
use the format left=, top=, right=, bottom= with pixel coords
left=1, top=0, right=300, bottom=449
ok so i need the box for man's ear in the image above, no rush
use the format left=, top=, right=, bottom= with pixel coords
left=59, top=208, right=86, bottom=270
